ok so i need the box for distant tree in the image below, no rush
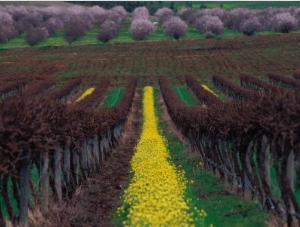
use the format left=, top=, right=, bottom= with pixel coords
left=0, top=28, right=10, bottom=44
left=194, top=15, right=224, bottom=35
left=0, top=11, right=18, bottom=43
left=64, top=20, right=87, bottom=44
left=101, top=7, right=126, bottom=25
left=24, top=27, right=48, bottom=46
left=177, top=8, right=197, bottom=24
left=239, top=17, right=262, bottom=36
left=130, top=19, right=155, bottom=40
left=39, top=7, right=55, bottom=22
left=270, top=12, right=297, bottom=33
left=88, top=5, right=105, bottom=21
left=98, top=20, right=119, bottom=43
left=7, top=26, right=19, bottom=39
left=207, top=8, right=226, bottom=22
left=0, top=11, right=14, bottom=26
left=225, top=8, right=254, bottom=30
left=132, top=6, right=149, bottom=20
left=65, top=6, right=95, bottom=30
left=21, top=11, right=43, bottom=28
left=110, top=6, right=127, bottom=21
left=7, top=5, right=28, bottom=22
left=14, top=20, right=29, bottom=34
left=163, top=16, right=187, bottom=40
left=290, top=7, right=300, bottom=27
left=154, top=7, right=174, bottom=24
left=44, top=17, right=64, bottom=36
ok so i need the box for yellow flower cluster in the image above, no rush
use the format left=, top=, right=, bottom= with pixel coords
left=118, top=86, right=197, bottom=226
left=75, top=87, right=95, bottom=102
left=201, top=84, right=218, bottom=97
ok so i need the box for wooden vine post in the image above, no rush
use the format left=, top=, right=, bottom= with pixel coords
left=39, top=151, right=49, bottom=212
left=19, top=150, right=31, bottom=227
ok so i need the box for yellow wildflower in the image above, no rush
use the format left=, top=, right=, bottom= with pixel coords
left=201, top=84, right=218, bottom=97
left=119, top=86, right=193, bottom=226
left=75, top=87, right=95, bottom=102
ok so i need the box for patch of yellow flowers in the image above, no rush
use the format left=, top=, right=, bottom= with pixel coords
left=201, top=84, right=218, bottom=97
left=117, top=86, right=209, bottom=226
left=75, top=87, right=95, bottom=102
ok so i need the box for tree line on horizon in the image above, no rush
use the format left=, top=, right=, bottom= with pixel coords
left=1, top=4, right=300, bottom=46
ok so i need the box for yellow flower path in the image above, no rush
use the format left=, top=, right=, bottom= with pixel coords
left=201, top=84, right=218, bottom=97
left=117, top=86, right=206, bottom=226
left=75, top=87, right=95, bottom=102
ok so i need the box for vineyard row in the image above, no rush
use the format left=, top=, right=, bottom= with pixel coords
left=0, top=77, right=137, bottom=227
left=160, top=75, right=300, bottom=226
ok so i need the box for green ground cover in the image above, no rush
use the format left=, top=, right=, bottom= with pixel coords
left=154, top=88, right=268, bottom=227
left=101, top=88, right=125, bottom=108
left=0, top=165, right=39, bottom=219
left=174, top=86, right=198, bottom=106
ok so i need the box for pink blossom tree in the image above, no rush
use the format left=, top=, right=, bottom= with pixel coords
left=98, top=20, right=119, bottom=43
left=155, top=7, right=174, bottom=24
left=88, top=5, right=106, bottom=22
left=239, top=17, right=262, bottom=36
left=0, top=11, right=18, bottom=43
left=24, top=26, right=48, bottom=46
left=270, top=12, right=297, bottom=33
left=225, top=8, right=254, bottom=30
left=132, top=6, right=149, bottom=20
left=130, top=19, right=155, bottom=40
left=194, top=15, right=224, bottom=35
left=44, top=17, right=64, bottom=36
left=64, top=20, right=87, bottom=44
left=163, top=16, right=187, bottom=40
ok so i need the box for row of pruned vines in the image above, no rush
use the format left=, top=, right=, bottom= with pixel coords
left=0, top=76, right=137, bottom=227
left=268, top=73, right=300, bottom=91
left=160, top=75, right=300, bottom=226
left=212, top=74, right=262, bottom=101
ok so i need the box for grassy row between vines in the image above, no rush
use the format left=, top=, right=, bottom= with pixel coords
left=111, top=86, right=268, bottom=226
left=154, top=87, right=268, bottom=227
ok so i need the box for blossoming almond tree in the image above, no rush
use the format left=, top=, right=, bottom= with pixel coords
left=163, top=16, right=187, bottom=40
left=130, top=19, right=155, bottom=41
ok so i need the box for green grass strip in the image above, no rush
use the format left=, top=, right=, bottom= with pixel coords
left=101, top=88, right=124, bottom=108
left=2, top=25, right=300, bottom=50
left=154, top=88, right=268, bottom=227
left=174, top=86, right=198, bottom=106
